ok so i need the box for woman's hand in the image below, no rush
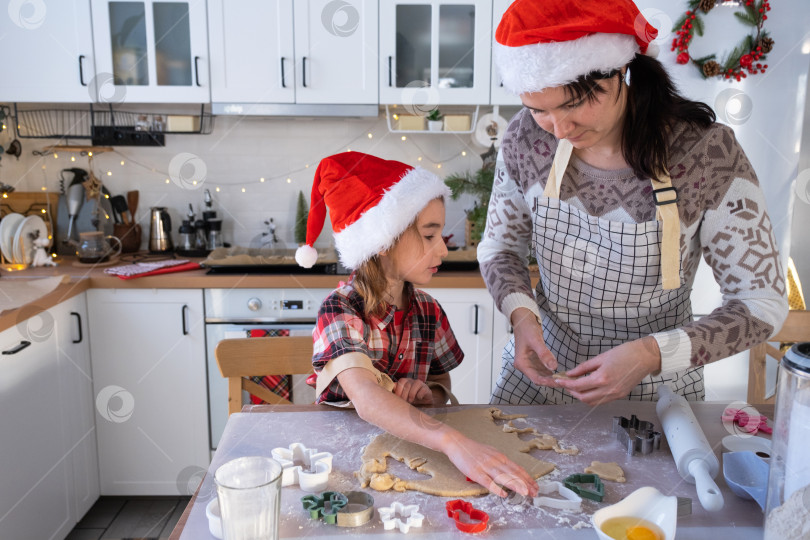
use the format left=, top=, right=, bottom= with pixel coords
left=440, top=432, right=539, bottom=498
left=556, top=337, right=662, bottom=405
left=511, top=307, right=559, bottom=386
left=393, top=378, right=433, bottom=406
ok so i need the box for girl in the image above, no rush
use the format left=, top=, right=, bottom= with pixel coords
left=295, top=151, right=538, bottom=498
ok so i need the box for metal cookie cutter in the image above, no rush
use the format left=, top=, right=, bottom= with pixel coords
left=271, top=442, right=333, bottom=492
left=302, top=491, right=347, bottom=524
left=612, top=415, right=662, bottom=456
left=301, top=491, right=375, bottom=528
left=563, top=473, right=605, bottom=502
left=446, top=499, right=489, bottom=533
left=379, top=501, right=424, bottom=533
left=533, top=480, right=583, bottom=511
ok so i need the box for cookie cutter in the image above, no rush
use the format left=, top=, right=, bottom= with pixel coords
left=379, top=501, right=424, bottom=533
left=533, top=480, right=582, bottom=511
left=271, top=442, right=333, bottom=492
left=563, top=473, right=605, bottom=502
left=301, top=491, right=375, bottom=527
left=612, top=415, right=662, bottom=456
left=446, top=499, right=489, bottom=533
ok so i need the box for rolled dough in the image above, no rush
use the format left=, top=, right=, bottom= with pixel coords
left=358, top=407, right=568, bottom=497
left=584, top=461, right=626, bottom=483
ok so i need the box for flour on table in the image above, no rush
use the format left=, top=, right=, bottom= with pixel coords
left=764, top=483, right=810, bottom=540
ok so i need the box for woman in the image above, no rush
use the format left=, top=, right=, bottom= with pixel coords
left=478, top=0, right=788, bottom=405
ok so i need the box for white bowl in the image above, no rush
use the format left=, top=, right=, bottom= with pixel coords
left=591, top=486, right=677, bottom=540
left=205, top=498, right=223, bottom=539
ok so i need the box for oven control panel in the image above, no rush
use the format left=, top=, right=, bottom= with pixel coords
left=204, top=288, right=332, bottom=322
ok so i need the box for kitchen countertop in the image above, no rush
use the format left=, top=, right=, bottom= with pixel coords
left=171, top=401, right=773, bottom=540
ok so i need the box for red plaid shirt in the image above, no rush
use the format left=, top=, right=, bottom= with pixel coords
left=309, top=279, right=464, bottom=404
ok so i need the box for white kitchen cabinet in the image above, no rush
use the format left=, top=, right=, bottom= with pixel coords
left=90, top=0, right=210, bottom=103
left=379, top=0, right=492, bottom=105
left=490, top=0, right=522, bottom=106
left=208, top=0, right=378, bottom=106
left=52, top=293, right=100, bottom=522
left=88, top=288, right=208, bottom=495
left=1, top=0, right=97, bottom=102
left=424, top=288, right=495, bottom=404
left=0, top=308, right=73, bottom=540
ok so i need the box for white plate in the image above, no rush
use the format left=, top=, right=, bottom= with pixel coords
left=721, top=434, right=772, bottom=457
left=0, top=213, right=26, bottom=263
left=12, top=215, right=49, bottom=265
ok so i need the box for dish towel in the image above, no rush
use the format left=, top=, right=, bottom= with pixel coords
left=248, top=329, right=293, bottom=403
left=104, top=259, right=198, bottom=279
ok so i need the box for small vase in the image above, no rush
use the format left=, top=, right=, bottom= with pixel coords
left=428, top=120, right=443, bottom=132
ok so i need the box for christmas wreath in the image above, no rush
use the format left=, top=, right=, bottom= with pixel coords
left=671, top=0, right=773, bottom=82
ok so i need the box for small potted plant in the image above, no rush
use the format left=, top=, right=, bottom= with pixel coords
left=426, top=108, right=444, bottom=131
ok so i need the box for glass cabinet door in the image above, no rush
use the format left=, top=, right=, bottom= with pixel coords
left=153, top=2, right=193, bottom=86
left=438, top=4, right=475, bottom=88
left=109, top=2, right=149, bottom=85
left=394, top=4, right=432, bottom=88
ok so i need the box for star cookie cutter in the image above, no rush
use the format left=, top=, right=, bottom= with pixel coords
left=612, top=415, right=662, bottom=456
left=379, top=501, right=424, bottom=533
left=446, top=499, right=489, bottom=533
left=301, top=491, right=347, bottom=524
left=271, top=442, right=333, bottom=492
left=564, top=473, right=605, bottom=502
left=533, top=480, right=583, bottom=511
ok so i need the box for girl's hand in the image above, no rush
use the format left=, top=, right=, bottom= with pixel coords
left=555, top=337, right=662, bottom=405
left=511, top=308, right=559, bottom=386
left=394, top=378, right=433, bottom=405
left=441, top=433, right=539, bottom=498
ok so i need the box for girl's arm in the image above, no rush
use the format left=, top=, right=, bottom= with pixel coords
left=337, top=367, right=539, bottom=498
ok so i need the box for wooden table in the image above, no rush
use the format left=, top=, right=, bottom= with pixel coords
left=170, top=402, right=772, bottom=539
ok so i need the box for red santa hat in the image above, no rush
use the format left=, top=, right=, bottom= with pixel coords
left=494, top=0, right=659, bottom=95
left=295, top=152, right=450, bottom=270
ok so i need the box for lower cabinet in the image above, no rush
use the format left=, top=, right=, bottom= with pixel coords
left=0, top=292, right=96, bottom=540
left=88, top=289, right=208, bottom=496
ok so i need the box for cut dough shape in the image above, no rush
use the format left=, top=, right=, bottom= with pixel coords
left=358, top=408, right=562, bottom=497
left=584, top=461, right=626, bottom=483
left=503, top=421, right=580, bottom=455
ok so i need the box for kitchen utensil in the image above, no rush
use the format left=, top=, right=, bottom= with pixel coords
left=13, top=215, right=49, bottom=265
left=656, top=385, right=725, bottom=512
left=0, top=213, right=25, bottom=263
left=65, top=183, right=85, bottom=243
left=592, top=486, right=677, bottom=540
left=127, top=190, right=139, bottom=221
left=113, top=223, right=142, bottom=253
left=177, top=220, right=196, bottom=252
left=207, top=219, right=223, bottom=249
left=110, top=195, right=130, bottom=225
left=721, top=434, right=772, bottom=459
left=149, top=207, right=173, bottom=252
left=723, top=451, right=769, bottom=510
left=214, top=456, right=283, bottom=540
left=55, top=191, right=114, bottom=255
left=71, top=231, right=122, bottom=263
left=5, top=139, right=22, bottom=159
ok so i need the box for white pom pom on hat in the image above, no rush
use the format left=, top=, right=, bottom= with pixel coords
left=494, top=0, right=660, bottom=95
left=297, top=152, right=450, bottom=271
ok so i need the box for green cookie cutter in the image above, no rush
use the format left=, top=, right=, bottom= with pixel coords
left=301, top=491, right=348, bottom=524
left=563, top=473, right=605, bottom=502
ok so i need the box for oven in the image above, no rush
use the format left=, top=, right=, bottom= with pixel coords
left=204, top=288, right=332, bottom=450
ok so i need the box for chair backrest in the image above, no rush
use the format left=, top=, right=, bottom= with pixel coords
left=215, top=336, right=314, bottom=415
left=747, top=310, right=810, bottom=405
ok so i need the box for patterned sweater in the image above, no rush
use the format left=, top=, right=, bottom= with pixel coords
left=478, top=108, right=789, bottom=376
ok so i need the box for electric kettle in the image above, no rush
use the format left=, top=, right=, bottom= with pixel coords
left=149, top=207, right=173, bottom=252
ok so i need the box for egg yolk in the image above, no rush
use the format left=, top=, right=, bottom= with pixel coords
left=626, top=526, right=659, bottom=540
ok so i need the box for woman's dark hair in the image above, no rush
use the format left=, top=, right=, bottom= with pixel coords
left=563, top=54, right=716, bottom=180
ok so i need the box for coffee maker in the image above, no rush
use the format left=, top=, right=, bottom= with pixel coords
left=148, top=207, right=173, bottom=252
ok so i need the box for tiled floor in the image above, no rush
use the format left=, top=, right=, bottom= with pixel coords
left=65, top=496, right=191, bottom=540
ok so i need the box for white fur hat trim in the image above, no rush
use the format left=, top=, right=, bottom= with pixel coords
left=495, top=33, right=639, bottom=95
left=333, top=168, right=450, bottom=270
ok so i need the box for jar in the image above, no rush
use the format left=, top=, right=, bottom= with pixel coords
left=764, top=342, right=810, bottom=539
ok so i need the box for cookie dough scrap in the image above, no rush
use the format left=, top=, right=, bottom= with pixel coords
left=584, top=461, right=626, bottom=483
left=358, top=408, right=556, bottom=497
left=503, top=421, right=580, bottom=455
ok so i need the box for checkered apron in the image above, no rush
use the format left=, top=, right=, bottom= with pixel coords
left=491, top=143, right=704, bottom=405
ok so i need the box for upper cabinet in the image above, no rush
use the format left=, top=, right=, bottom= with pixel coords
left=490, top=0, right=521, bottom=106
left=1, top=0, right=96, bottom=103
left=208, top=0, right=378, bottom=107
left=379, top=0, right=493, bottom=106
left=90, top=0, right=210, bottom=103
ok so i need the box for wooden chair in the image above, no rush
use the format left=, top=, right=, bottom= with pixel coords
left=747, top=310, right=810, bottom=405
left=215, top=336, right=314, bottom=415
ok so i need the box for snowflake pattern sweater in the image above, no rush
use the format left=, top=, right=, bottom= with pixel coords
left=478, top=108, right=789, bottom=376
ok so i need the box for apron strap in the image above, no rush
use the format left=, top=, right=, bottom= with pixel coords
left=543, top=139, right=681, bottom=289
left=651, top=175, right=681, bottom=290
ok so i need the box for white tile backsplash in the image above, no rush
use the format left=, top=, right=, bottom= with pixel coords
left=1, top=112, right=494, bottom=250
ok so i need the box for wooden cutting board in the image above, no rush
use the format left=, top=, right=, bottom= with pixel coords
left=0, top=191, right=59, bottom=241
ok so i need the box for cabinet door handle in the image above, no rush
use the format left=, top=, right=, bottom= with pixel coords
left=2, top=341, right=31, bottom=355
left=78, top=55, right=87, bottom=86
left=181, top=305, right=189, bottom=336
left=71, top=312, right=83, bottom=344
left=388, top=56, right=393, bottom=87
left=472, top=304, right=480, bottom=335
left=194, top=56, right=201, bottom=86
left=302, top=56, right=308, bottom=87
left=280, top=57, right=287, bottom=88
